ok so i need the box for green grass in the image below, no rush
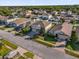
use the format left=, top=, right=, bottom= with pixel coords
left=0, top=27, right=5, bottom=30
left=18, top=56, right=25, bottom=59
left=44, top=35, right=57, bottom=42
left=0, top=39, right=17, bottom=49
left=24, top=52, right=34, bottom=59
left=21, top=27, right=30, bottom=34
left=0, top=46, right=11, bottom=56
left=35, top=39, right=54, bottom=47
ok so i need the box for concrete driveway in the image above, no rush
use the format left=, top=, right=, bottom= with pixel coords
left=0, top=30, right=78, bottom=59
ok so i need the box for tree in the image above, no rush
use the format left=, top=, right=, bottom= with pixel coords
left=70, top=31, right=78, bottom=42
left=0, top=41, right=3, bottom=50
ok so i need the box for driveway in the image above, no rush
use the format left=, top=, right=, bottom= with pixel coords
left=0, top=30, right=78, bottom=59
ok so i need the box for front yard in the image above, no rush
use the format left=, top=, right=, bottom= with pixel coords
left=14, top=27, right=31, bottom=36
left=0, top=46, right=11, bottom=56
left=34, top=35, right=56, bottom=47
left=0, top=39, right=17, bottom=49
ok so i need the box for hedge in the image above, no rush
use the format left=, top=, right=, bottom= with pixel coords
left=1, top=40, right=17, bottom=49
left=65, top=48, right=79, bottom=58
left=35, top=39, right=55, bottom=47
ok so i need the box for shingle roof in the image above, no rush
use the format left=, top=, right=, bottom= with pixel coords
left=0, top=15, right=8, bottom=20
left=12, top=18, right=27, bottom=25
left=61, top=22, right=73, bottom=37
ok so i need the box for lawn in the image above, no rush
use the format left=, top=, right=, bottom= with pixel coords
left=0, top=39, right=17, bottom=49
left=20, top=27, right=30, bottom=34
left=37, top=35, right=57, bottom=43
left=24, top=52, right=34, bottom=59
left=0, top=26, right=5, bottom=30
left=44, top=34, right=57, bottom=42
left=0, top=46, right=11, bottom=56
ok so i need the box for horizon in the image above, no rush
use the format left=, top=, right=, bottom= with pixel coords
left=0, top=0, right=79, bottom=6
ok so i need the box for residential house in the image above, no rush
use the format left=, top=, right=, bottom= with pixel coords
left=39, top=15, right=48, bottom=20
left=48, top=16, right=61, bottom=24
left=25, top=10, right=32, bottom=18
left=48, top=22, right=73, bottom=41
left=42, top=20, right=52, bottom=32
left=0, top=15, right=8, bottom=25
left=0, top=15, right=19, bottom=25
left=26, top=20, right=52, bottom=39
left=8, top=18, right=30, bottom=31
left=48, top=24, right=62, bottom=36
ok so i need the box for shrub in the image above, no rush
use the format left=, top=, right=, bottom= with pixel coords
left=35, top=39, right=55, bottom=47
left=65, top=48, right=79, bottom=58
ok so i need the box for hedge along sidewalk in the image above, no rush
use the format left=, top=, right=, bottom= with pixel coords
left=65, top=48, right=79, bottom=58
left=0, top=39, right=17, bottom=49
left=34, top=39, right=55, bottom=47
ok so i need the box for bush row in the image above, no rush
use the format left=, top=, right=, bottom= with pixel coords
left=34, top=39, right=55, bottom=47
left=65, top=48, right=79, bottom=58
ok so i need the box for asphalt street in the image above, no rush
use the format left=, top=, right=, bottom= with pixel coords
left=0, top=30, right=78, bottom=59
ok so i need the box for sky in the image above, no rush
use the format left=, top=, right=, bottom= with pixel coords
left=0, top=0, right=79, bottom=6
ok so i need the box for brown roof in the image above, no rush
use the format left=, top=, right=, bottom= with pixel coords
left=52, top=24, right=62, bottom=31
left=61, top=22, right=73, bottom=36
left=0, top=15, right=8, bottom=20
left=12, top=18, right=27, bottom=25
left=42, top=21, right=51, bottom=27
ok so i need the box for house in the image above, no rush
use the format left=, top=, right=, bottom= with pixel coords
left=42, top=20, right=52, bottom=32
left=60, top=11, right=66, bottom=14
left=0, top=15, right=8, bottom=25
left=0, top=15, right=19, bottom=25
left=48, top=16, right=61, bottom=24
left=26, top=20, right=52, bottom=39
left=48, top=24, right=62, bottom=36
left=57, top=22, right=73, bottom=41
left=67, top=10, right=72, bottom=15
left=74, top=15, right=79, bottom=21
left=8, top=18, right=31, bottom=31
left=39, top=15, right=48, bottom=20
left=48, top=22, right=73, bottom=41
left=25, top=10, right=32, bottom=18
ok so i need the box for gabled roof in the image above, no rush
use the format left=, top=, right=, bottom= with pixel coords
left=61, top=22, right=73, bottom=37
left=12, top=18, right=27, bottom=25
left=42, top=20, right=51, bottom=27
left=0, top=15, right=8, bottom=20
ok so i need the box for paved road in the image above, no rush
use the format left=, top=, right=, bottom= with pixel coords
left=0, top=30, right=78, bottom=59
